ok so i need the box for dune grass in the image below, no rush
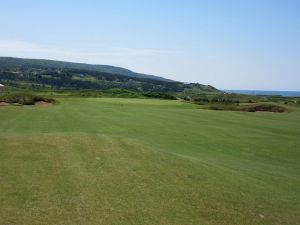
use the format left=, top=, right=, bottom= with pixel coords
left=0, top=98, right=300, bottom=225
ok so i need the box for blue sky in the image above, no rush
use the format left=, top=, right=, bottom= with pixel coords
left=0, top=0, right=299, bottom=90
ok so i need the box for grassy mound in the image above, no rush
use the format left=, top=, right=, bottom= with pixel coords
left=208, top=103, right=287, bottom=113
left=242, top=104, right=287, bottom=112
left=0, top=92, right=55, bottom=105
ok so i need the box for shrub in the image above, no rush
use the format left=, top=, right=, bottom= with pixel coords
left=143, top=92, right=176, bottom=100
left=243, top=104, right=286, bottom=113
left=208, top=103, right=287, bottom=113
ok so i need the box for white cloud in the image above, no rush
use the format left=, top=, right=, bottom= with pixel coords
left=0, top=40, right=79, bottom=58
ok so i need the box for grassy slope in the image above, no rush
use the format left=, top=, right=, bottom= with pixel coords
left=0, top=98, right=299, bottom=225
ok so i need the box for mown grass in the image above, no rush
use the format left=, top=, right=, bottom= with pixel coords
left=0, top=98, right=300, bottom=225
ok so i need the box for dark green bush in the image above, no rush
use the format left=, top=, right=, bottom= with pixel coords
left=243, top=104, right=286, bottom=113
left=143, top=92, right=176, bottom=100
left=208, top=103, right=287, bottom=113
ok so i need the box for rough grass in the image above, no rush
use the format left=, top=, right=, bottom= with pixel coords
left=208, top=103, right=288, bottom=113
left=0, top=92, right=55, bottom=105
left=0, top=98, right=300, bottom=225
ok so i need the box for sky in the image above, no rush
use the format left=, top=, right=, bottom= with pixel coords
left=0, top=0, right=299, bottom=91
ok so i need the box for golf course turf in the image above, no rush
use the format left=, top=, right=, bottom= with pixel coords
left=0, top=98, right=299, bottom=225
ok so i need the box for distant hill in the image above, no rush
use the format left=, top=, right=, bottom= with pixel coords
left=0, top=56, right=220, bottom=95
left=0, top=57, right=172, bottom=82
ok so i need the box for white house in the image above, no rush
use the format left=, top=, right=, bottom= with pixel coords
left=0, top=84, right=4, bottom=87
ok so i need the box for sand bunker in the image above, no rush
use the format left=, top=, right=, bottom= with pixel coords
left=34, top=101, right=53, bottom=106
left=0, top=102, right=10, bottom=106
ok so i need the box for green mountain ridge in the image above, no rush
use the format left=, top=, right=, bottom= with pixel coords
left=0, top=56, right=220, bottom=95
left=0, top=57, right=173, bottom=82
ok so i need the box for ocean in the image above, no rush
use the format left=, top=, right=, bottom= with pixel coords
left=224, top=90, right=300, bottom=97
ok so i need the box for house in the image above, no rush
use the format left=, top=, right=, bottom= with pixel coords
left=0, top=84, right=4, bottom=87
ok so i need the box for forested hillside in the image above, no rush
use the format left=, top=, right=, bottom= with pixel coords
left=0, top=57, right=172, bottom=81
left=0, top=57, right=220, bottom=94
